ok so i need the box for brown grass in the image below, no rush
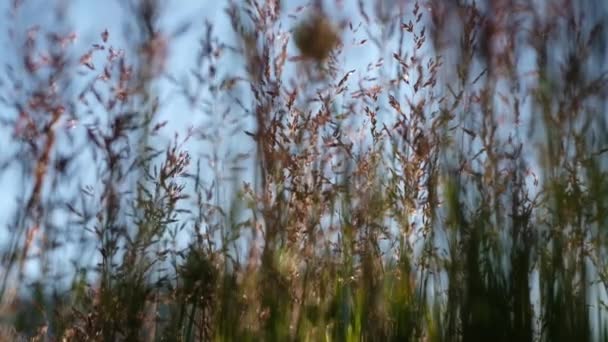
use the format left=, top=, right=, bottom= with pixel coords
left=0, top=0, right=607, bottom=341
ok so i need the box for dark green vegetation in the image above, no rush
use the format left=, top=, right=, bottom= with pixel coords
left=1, top=0, right=608, bottom=341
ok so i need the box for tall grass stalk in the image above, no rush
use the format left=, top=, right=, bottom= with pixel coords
left=1, top=0, right=607, bottom=341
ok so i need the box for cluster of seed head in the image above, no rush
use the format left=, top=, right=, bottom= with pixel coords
left=293, top=12, right=341, bottom=61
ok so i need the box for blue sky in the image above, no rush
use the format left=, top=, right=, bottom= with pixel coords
left=0, top=0, right=541, bottom=284
left=0, top=0, right=393, bottom=290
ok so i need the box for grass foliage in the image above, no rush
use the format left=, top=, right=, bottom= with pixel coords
left=1, top=0, right=608, bottom=341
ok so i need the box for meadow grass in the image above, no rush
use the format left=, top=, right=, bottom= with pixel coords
left=1, top=0, right=608, bottom=341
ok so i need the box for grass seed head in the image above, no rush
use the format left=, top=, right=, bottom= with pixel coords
left=293, top=12, right=340, bottom=61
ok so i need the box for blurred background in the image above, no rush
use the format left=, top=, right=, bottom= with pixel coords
left=0, top=0, right=607, bottom=341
